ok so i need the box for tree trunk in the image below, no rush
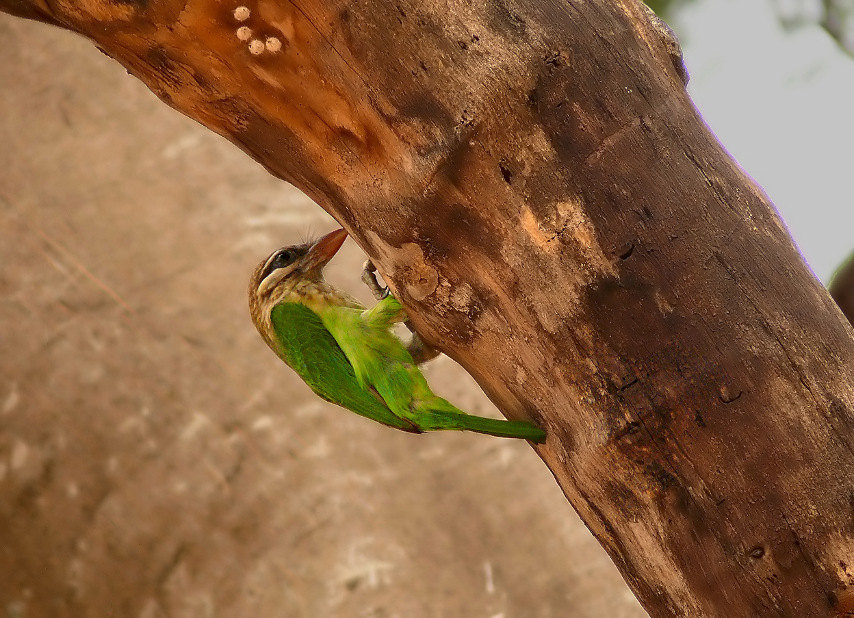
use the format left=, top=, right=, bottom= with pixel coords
left=4, top=0, right=854, bottom=615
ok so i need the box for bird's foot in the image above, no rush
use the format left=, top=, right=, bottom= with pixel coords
left=361, top=259, right=390, bottom=300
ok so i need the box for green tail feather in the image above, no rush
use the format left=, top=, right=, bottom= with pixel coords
left=415, top=398, right=546, bottom=442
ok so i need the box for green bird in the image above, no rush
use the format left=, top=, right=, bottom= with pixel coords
left=248, top=228, right=546, bottom=442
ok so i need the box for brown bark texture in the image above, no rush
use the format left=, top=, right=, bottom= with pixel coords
left=3, top=0, right=854, bottom=615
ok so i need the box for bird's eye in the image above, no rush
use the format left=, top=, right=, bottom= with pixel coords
left=273, top=250, right=294, bottom=268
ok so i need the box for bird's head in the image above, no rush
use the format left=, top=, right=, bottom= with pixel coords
left=248, top=228, right=349, bottom=338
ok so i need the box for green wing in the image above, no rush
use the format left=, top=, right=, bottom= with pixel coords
left=270, top=303, right=420, bottom=433
left=319, top=303, right=420, bottom=418
left=319, top=297, right=547, bottom=443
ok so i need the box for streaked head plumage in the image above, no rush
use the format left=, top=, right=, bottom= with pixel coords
left=248, top=228, right=350, bottom=341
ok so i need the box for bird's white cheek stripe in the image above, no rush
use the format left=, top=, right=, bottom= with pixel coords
left=258, top=266, right=294, bottom=296
left=257, top=274, right=275, bottom=296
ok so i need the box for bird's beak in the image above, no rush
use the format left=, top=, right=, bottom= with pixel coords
left=303, top=228, right=348, bottom=271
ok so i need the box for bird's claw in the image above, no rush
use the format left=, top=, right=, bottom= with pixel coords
left=361, top=259, right=390, bottom=300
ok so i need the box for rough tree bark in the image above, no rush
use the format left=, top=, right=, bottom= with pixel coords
left=3, top=0, right=853, bottom=615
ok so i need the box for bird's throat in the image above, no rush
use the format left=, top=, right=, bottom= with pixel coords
left=289, top=280, right=364, bottom=314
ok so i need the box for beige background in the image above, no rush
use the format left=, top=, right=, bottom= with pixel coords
left=0, top=15, right=646, bottom=617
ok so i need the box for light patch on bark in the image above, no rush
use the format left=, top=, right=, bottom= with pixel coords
left=520, top=205, right=553, bottom=251
left=555, top=199, right=617, bottom=279
left=625, top=2, right=666, bottom=62
left=624, top=519, right=705, bottom=616
left=366, top=231, right=439, bottom=301
left=247, top=64, right=289, bottom=92
left=508, top=198, right=616, bottom=334
left=654, top=290, right=674, bottom=314
left=450, top=282, right=474, bottom=313
left=521, top=127, right=559, bottom=169
left=415, top=0, right=535, bottom=115
left=526, top=286, right=569, bottom=335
